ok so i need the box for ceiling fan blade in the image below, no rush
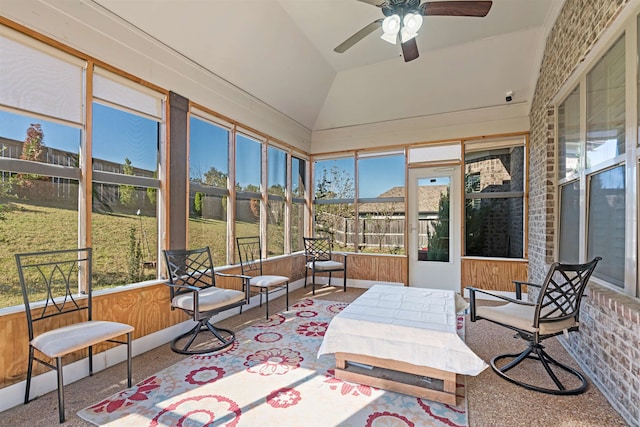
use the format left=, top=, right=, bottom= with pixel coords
left=402, top=38, right=419, bottom=62
left=334, top=19, right=383, bottom=53
left=357, top=0, right=388, bottom=6
left=419, top=1, right=492, bottom=17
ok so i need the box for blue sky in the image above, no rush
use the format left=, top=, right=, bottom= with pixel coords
left=2, top=108, right=404, bottom=195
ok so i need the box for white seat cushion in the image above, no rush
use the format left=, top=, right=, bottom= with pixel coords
left=172, top=286, right=245, bottom=312
left=31, top=320, right=134, bottom=358
left=476, top=303, right=577, bottom=335
left=249, top=275, right=288, bottom=288
left=307, top=260, right=344, bottom=270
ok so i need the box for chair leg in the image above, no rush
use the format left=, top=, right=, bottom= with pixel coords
left=312, top=269, right=316, bottom=295
left=491, top=342, right=588, bottom=395
left=89, top=345, right=93, bottom=376
left=265, top=287, right=270, bottom=319
left=304, top=267, right=308, bottom=288
left=343, top=268, right=347, bottom=292
left=126, top=332, right=132, bottom=388
left=285, top=282, right=289, bottom=311
left=56, top=356, right=65, bottom=423
left=24, top=346, right=34, bottom=404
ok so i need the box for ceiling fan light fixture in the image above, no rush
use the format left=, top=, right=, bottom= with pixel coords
left=381, top=31, right=398, bottom=45
left=381, top=14, right=401, bottom=34
left=403, top=13, right=423, bottom=33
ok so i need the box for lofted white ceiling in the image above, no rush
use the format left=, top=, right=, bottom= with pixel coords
left=4, top=0, right=562, bottom=134
left=89, top=0, right=560, bottom=132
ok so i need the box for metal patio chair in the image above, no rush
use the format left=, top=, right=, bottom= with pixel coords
left=163, top=246, right=250, bottom=355
left=303, top=236, right=348, bottom=295
left=16, top=248, right=133, bottom=423
left=236, top=236, right=289, bottom=319
left=468, top=257, right=601, bottom=395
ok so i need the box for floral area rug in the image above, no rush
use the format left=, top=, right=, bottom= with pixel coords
left=78, top=298, right=468, bottom=427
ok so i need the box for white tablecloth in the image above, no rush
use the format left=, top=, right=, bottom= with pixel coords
left=317, top=284, right=487, bottom=376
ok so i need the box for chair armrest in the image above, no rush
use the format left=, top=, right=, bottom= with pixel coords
left=214, top=272, right=252, bottom=302
left=467, top=286, right=536, bottom=322
left=513, top=280, right=541, bottom=288
left=468, top=287, right=536, bottom=305
left=512, top=280, right=540, bottom=300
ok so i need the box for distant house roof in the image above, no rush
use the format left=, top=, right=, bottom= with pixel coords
left=359, top=185, right=448, bottom=214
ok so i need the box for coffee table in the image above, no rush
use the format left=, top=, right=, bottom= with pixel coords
left=318, top=284, right=486, bottom=405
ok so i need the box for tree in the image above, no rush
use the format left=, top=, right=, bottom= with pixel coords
left=21, top=123, right=45, bottom=162
left=314, top=165, right=354, bottom=248
left=204, top=166, right=228, bottom=188
left=364, top=202, right=399, bottom=253
left=119, top=158, right=135, bottom=207
left=194, top=191, right=203, bottom=216
left=14, top=123, right=48, bottom=195
left=127, top=225, right=143, bottom=283
left=427, top=190, right=450, bottom=262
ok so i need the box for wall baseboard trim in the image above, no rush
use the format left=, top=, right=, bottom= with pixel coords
left=0, top=278, right=311, bottom=414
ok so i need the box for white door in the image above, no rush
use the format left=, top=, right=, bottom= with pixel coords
left=408, top=166, right=461, bottom=291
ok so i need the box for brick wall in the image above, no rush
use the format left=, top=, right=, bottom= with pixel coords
left=528, top=1, right=639, bottom=425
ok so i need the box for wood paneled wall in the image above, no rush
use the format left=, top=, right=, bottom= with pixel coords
left=345, top=254, right=407, bottom=284
left=0, top=254, right=307, bottom=389
left=3, top=253, right=483, bottom=390
left=461, top=258, right=528, bottom=292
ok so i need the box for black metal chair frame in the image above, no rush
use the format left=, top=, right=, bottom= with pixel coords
left=16, top=248, right=133, bottom=423
left=303, top=236, right=348, bottom=295
left=236, top=236, right=289, bottom=319
left=163, top=246, right=250, bottom=355
left=468, top=257, right=601, bottom=395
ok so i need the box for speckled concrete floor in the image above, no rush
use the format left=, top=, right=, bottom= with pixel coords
left=0, top=286, right=628, bottom=426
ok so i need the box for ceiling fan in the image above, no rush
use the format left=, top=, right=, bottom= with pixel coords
left=334, top=0, right=493, bottom=62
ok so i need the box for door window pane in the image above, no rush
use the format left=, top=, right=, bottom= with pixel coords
left=586, top=35, right=625, bottom=168
left=587, top=166, right=625, bottom=287
left=417, top=177, right=449, bottom=262
left=559, top=181, right=580, bottom=263
left=558, top=86, right=581, bottom=179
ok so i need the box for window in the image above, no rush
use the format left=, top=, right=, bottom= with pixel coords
left=586, top=36, right=625, bottom=168
left=313, top=157, right=355, bottom=251
left=464, top=144, right=525, bottom=258
left=291, top=156, right=306, bottom=252
left=558, top=86, right=581, bottom=179
left=235, top=133, right=262, bottom=256
left=267, top=146, right=286, bottom=256
left=0, top=112, right=81, bottom=308
left=0, top=29, right=86, bottom=309
left=556, top=30, right=634, bottom=296
left=189, top=115, right=230, bottom=265
left=558, top=181, right=580, bottom=264
left=91, top=69, right=164, bottom=288
left=357, top=153, right=405, bottom=254
left=587, top=166, right=625, bottom=287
